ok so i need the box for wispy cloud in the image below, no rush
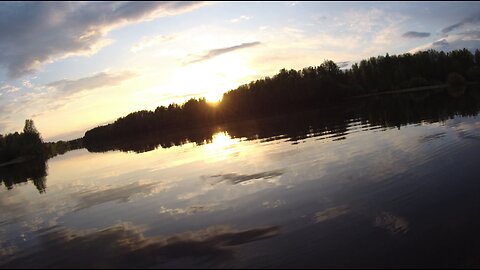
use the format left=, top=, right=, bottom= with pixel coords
left=186, top=42, right=261, bottom=65
left=336, top=61, right=350, bottom=69
left=401, top=31, right=431, bottom=39
left=441, top=12, right=480, bottom=34
left=432, top=38, right=449, bottom=47
left=0, top=83, right=20, bottom=93
left=47, top=71, right=136, bottom=96
left=459, top=30, right=480, bottom=40
left=0, top=70, right=136, bottom=134
left=0, top=2, right=207, bottom=78
left=409, top=31, right=480, bottom=53
left=130, top=35, right=175, bottom=53
left=229, top=15, right=250, bottom=23
left=312, top=15, right=328, bottom=24
left=330, top=8, right=408, bottom=56
left=340, top=8, right=406, bottom=34
left=31, top=70, right=136, bottom=116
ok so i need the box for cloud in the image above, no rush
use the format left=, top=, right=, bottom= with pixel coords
left=409, top=32, right=480, bottom=53
left=46, top=70, right=136, bottom=95
left=441, top=12, right=480, bottom=34
left=130, top=35, right=175, bottom=53
left=0, top=70, right=136, bottom=137
left=2, top=223, right=280, bottom=268
left=186, top=42, right=261, bottom=64
left=336, top=61, right=350, bottom=69
left=0, top=83, right=20, bottom=93
left=459, top=30, right=480, bottom=40
left=312, top=15, right=328, bottom=23
left=321, top=8, right=407, bottom=57
left=432, top=38, right=449, bottom=47
left=229, top=15, right=250, bottom=23
left=340, top=8, right=407, bottom=35
left=401, top=31, right=431, bottom=39
left=0, top=2, right=206, bottom=78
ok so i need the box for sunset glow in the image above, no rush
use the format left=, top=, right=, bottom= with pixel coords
left=2, top=2, right=480, bottom=269
left=0, top=2, right=479, bottom=140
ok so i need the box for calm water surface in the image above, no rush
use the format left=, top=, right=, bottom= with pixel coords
left=2, top=92, right=480, bottom=268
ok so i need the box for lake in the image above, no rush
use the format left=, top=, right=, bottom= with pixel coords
left=2, top=89, right=480, bottom=268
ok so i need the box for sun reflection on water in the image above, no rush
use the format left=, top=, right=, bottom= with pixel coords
left=203, top=132, right=241, bottom=162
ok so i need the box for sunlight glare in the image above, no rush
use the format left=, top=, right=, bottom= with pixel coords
left=203, top=132, right=240, bottom=162
left=205, top=91, right=223, bottom=103
left=168, top=53, right=257, bottom=105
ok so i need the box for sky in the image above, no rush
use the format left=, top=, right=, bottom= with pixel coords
left=1, top=1, right=480, bottom=141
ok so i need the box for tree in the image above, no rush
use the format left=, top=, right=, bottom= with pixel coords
left=23, top=119, right=39, bottom=134
left=0, top=119, right=45, bottom=163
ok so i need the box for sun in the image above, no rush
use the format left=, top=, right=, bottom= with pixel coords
left=205, top=91, right=223, bottom=103
left=168, top=53, right=257, bottom=105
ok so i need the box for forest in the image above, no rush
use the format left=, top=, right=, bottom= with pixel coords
left=84, top=85, right=480, bottom=153
left=0, top=120, right=45, bottom=164
left=84, top=48, right=480, bottom=148
left=0, top=120, right=83, bottom=165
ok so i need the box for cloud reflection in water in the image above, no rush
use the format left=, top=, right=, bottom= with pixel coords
left=2, top=223, right=280, bottom=268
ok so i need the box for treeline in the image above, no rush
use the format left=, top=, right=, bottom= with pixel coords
left=85, top=85, right=480, bottom=154
left=0, top=120, right=84, bottom=192
left=0, top=120, right=84, bottom=165
left=347, top=48, right=480, bottom=92
left=44, top=138, right=84, bottom=159
left=84, top=48, right=480, bottom=147
left=0, top=120, right=45, bottom=164
left=6, top=86, right=479, bottom=193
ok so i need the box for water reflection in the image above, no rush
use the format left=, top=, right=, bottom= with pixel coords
left=3, top=87, right=480, bottom=193
left=2, top=87, right=480, bottom=268
left=208, top=170, right=284, bottom=185
left=374, top=212, right=409, bottom=235
left=419, top=132, right=446, bottom=143
left=159, top=204, right=217, bottom=216
left=74, top=181, right=165, bottom=212
left=2, top=223, right=280, bottom=268
left=85, top=86, right=480, bottom=154
left=314, top=205, right=350, bottom=223
left=0, top=159, right=47, bottom=193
